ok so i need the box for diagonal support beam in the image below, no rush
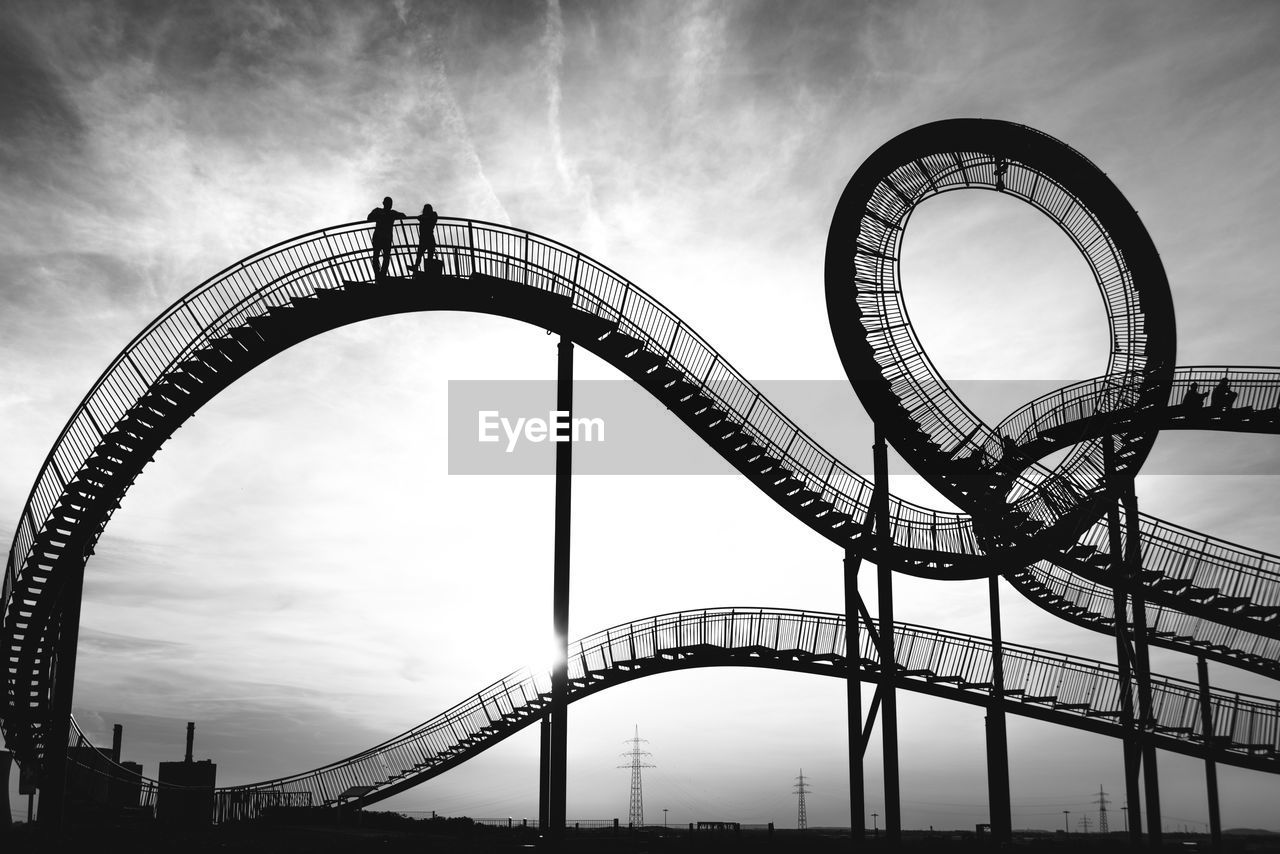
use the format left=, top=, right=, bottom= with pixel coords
left=862, top=686, right=883, bottom=755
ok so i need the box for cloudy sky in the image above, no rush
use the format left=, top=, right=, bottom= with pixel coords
left=4, top=0, right=1280, bottom=832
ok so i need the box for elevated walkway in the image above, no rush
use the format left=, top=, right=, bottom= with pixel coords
left=54, top=608, right=1280, bottom=822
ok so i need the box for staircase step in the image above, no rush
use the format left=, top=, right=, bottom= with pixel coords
left=731, top=441, right=767, bottom=463
left=824, top=511, right=858, bottom=532
left=166, top=369, right=204, bottom=393
left=228, top=326, right=264, bottom=348
left=631, top=348, right=666, bottom=371
left=179, top=359, right=218, bottom=383
left=245, top=315, right=279, bottom=335
left=675, top=392, right=713, bottom=415
left=807, top=499, right=835, bottom=517
left=699, top=407, right=728, bottom=426
left=600, top=332, right=643, bottom=356
left=712, top=418, right=744, bottom=441
left=644, top=364, right=682, bottom=389
left=785, top=489, right=821, bottom=509
left=665, top=379, right=699, bottom=402
left=212, top=336, right=250, bottom=360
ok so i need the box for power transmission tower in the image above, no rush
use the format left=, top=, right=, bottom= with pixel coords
left=617, top=725, right=654, bottom=827
left=1095, top=785, right=1110, bottom=835
left=1079, top=813, right=1092, bottom=834
left=794, top=770, right=812, bottom=831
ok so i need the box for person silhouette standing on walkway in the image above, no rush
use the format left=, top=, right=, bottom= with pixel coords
left=367, top=196, right=405, bottom=282
left=409, top=203, right=439, bottom=275
left=1182, top=381, right=1206, bottom=409
left=1210, top=377, right=1237, bottom=413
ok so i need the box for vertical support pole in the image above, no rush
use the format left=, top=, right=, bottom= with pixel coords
left=985, top=573, right=1011, bottom=845
left=39, top=553, right=88, bottom=827
left=1103, top=438, right=1143, bottom=845
left=1123, top=485, right=1161, bottom=849
left=844, top=549, right=864, bottom=843
left=1, top=749, right=11, bottom=828
left=1196, top=657, right=1222, bottom=852
left=538, top=715, right=551, bottom=830
left=872, top=429, right=900, bottom=848
left=542, top=336, right=574, bottom=844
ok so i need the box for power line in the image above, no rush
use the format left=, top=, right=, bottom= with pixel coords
left=617, top=725, right=654, bottom=828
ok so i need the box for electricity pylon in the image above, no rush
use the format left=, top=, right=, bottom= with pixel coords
left=618, top=725, right=654, bottom=827
left=794, top=770, right=812, bottom=831
left=1095, top=785, right=1110, bottom=835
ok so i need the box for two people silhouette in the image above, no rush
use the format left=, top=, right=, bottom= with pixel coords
left=1182, top=377, right=1237, bottom=412
left=366, top=197, right=438, bottom=282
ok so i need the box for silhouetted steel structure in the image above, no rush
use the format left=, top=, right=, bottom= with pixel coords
left=618, top=726, right=653, bottom=828
left=1, top=119, right=1277, bottom=842
left=793, top=770, right=811, bottom=831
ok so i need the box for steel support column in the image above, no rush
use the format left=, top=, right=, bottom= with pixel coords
left=39, top=548, right=88, bottom=827
left=872, top=429, right=900, bottom=847
left=986, top=572, right=1011, bottom=845
left=538, top=715, right=551, bottom=830
left=1124, top=485, right=1161, bottom=849
left=1104, top=438, right=1143, bottom=845
left=844, top=549, right=864, bottom=843
left=1196, top=657, right=1222, bottom=851
left=542, top=336, right=574, bottom=844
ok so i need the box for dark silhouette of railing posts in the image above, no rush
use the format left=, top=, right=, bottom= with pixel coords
left=1105, top=435, right=1145, bottom=845
left=985, top=571, right=1011, bottom=844
left=542, top=335, right=574, bottom=845
left=1197, top=656, right=1223, bottom=851
left=873, top=429, right=901, bottom=848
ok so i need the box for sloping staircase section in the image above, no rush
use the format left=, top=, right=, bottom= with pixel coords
left=1009, top=560, right=1280, bottom=679
left=61, top=608, right=1280, bottom=822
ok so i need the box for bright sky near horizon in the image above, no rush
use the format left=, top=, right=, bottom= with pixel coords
left=3, top=0, right=1280, bottom=832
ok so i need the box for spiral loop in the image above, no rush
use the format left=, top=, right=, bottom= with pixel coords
left=825, top=119, right=1176, bottom=556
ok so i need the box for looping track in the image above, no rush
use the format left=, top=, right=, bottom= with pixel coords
left=3, top=119, right=1279, bottom=802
